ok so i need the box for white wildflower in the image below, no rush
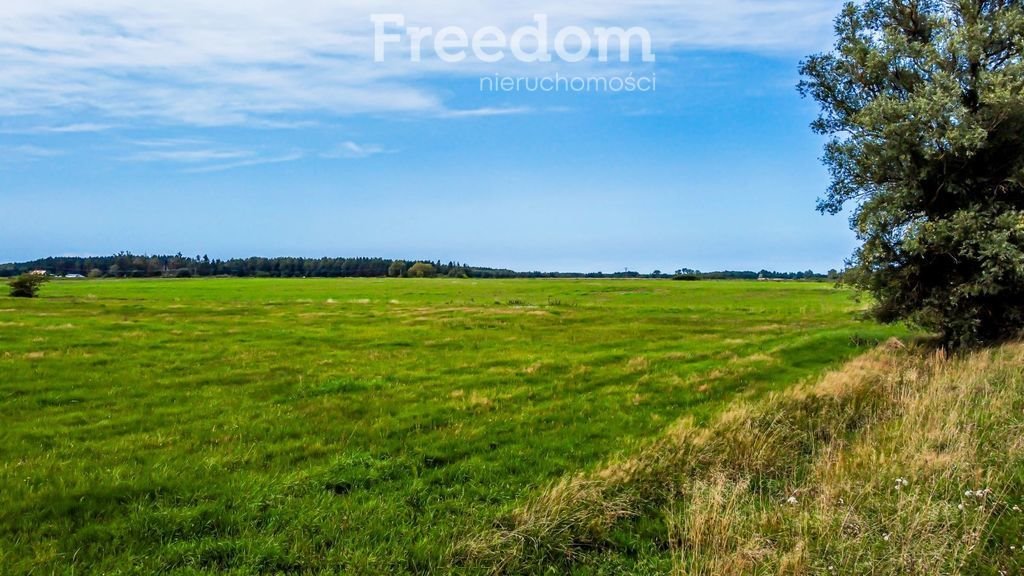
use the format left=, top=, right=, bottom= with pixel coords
left=786, top=496, right=799, bottom=506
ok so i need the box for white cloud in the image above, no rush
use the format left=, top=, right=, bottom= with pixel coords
left=0, top=1, right=839, bottom=126
left=126, top=148, right=253, bottom=163
left=42, top=123, right=115, bottom=133
left=322, top=141, right=390, bottom=159
left=0, top=144, right=64, bottom=159
left=0, top=123, right=116, bottom=134
left=117, top=137, right=302, bottom=172
left=183, top=151, right=304, bottom=173
left=120, top=137, right=256, bottom=163
left=129, top=137, right=213, bottom=148
left=438, top=106, right=533, bottom=119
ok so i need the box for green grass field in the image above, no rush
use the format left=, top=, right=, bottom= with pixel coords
left=0, top=279, right=906, bottom=574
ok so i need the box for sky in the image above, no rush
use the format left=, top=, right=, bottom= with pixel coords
left=0, top=0, right=853, bottom=273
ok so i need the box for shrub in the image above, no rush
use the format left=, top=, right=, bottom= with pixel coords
left=406, top=262, right=436, bottom=278
left=8, top=274, right=50, bottom=298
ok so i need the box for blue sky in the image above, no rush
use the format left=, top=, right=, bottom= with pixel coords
left=0, top=1, right=851, bottom=273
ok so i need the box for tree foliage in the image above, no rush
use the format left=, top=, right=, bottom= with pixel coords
left=406, top=262, right=437, bottom=278
left=8, top=274, right=50, bottom=298
left=388, top=260, right=407, bottom=278
left=800, top=0, right=1024, bottom=347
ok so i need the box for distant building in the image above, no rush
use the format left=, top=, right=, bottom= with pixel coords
left=29, top=270, right=48, bottom=276
left=64, top=273, right=85, bottom=279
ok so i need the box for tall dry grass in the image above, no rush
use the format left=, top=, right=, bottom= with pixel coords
left=459, top=342, right=1024, bottom=575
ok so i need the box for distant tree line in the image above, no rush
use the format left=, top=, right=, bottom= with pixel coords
left=0, top=253, right=838, bottom=281
left=662, top=268, right=839, bottom=281
left=0, top=254, right=474, bottom=279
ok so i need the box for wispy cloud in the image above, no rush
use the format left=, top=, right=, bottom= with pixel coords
left=321, top=141, right=391, bottom=159
left=126, top=148, right=254, bottom=163
left=184, top=151, right=304, bottom=173
left=118, top=138, right=302, bottom=172
left=0, top=123, right=116, bottom=134
left=129, top=138, right=214, bottom=149
left=0, top=144, right=64, bottom=160
left=438, top=107, right=533, bottom=119
left=0, top=1, right=839, bottom=127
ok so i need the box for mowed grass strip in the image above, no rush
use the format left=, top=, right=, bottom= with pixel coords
left=0, top=279, right=903, bottom=573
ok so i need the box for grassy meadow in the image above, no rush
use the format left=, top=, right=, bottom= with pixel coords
left=0, top=279, right=906, bottom=574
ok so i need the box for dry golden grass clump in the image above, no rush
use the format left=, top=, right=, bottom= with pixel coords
left=461, top=342, right=1024, bottom=575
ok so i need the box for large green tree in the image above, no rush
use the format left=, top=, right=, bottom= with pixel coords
left=800, top=0, right=1024, bottom=347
